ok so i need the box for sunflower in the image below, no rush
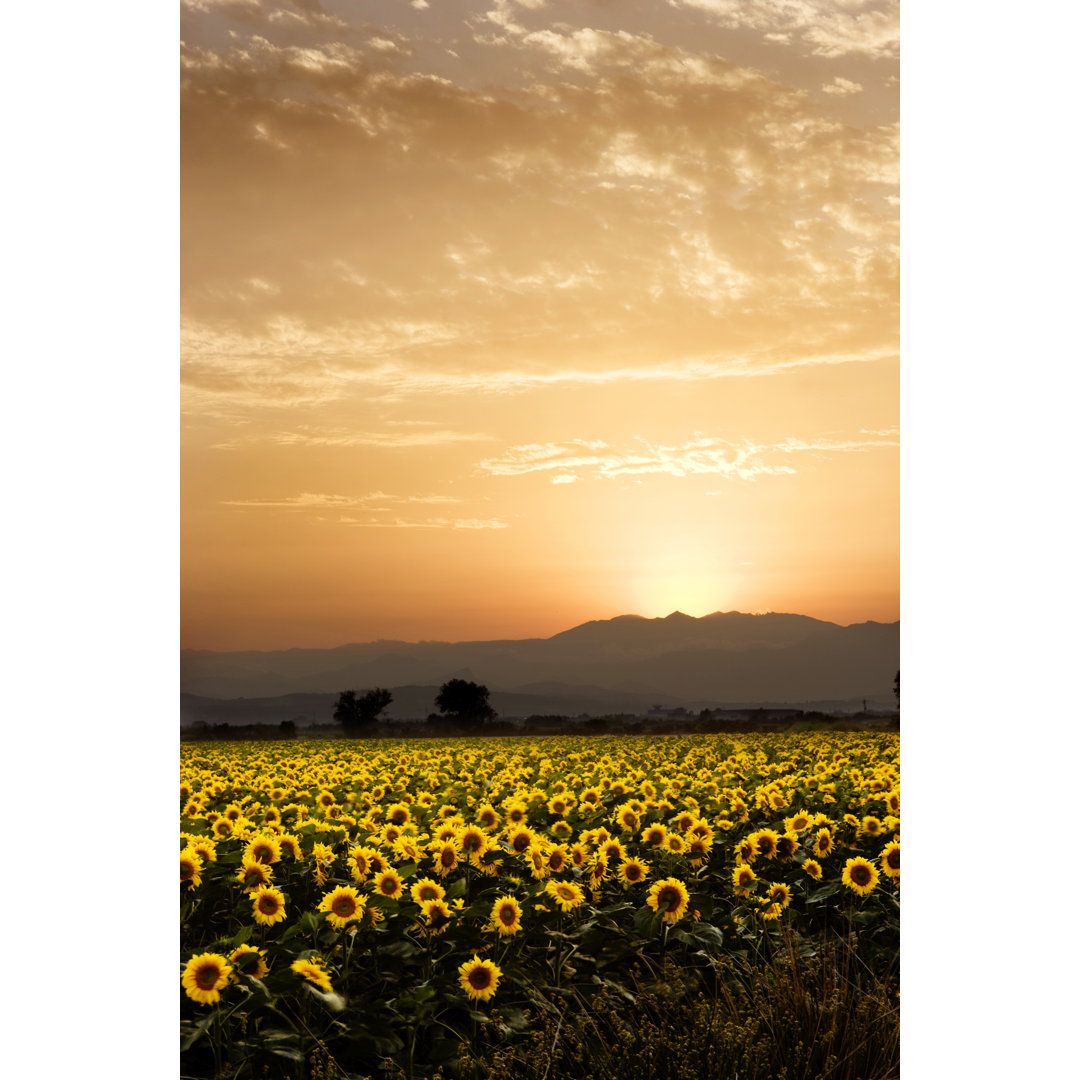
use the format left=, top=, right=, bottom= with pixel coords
left=813, top=828, right=833, bottom=858
left=732, top=864, right=756, bottom=896
left=506, top=826, right=536, bottom=855
left=647, top=878, right=691, bottom=924
left=841, top=856, right=879, bottom=897
left=775, top=832, right=799, bottom=861
left=291, top=958, right=333, bottom=993
left=760, top=900, right=785, bottom=921
left=784, top=812, right=812, bottom=834
left=544, top=879, right=587, bottom=913
left=545, top=845, right=570, bottom=874
left=766, top=881, right=791, bottom=909
left=476, top=803, right=501, bottom=831
left=458, top=955, right=502, bottom=1003
left=212, top=817, right=235, bottom=840
left=735, top=835, right=759, bottom=865
left=526, top=846, right=550, bottom=880
left=311, top=842, right=336, bottom=886
left=687, top=837, right=712, bottom=866
left=319, top=885, right=367, bottom=930
left=458, top=826, right=490, bottom=863
left=180, top=848, right=204, bottom=889
left=187, top=837, right=218, bottom=864
left=599, top=838, right=626, bottom=864
left=235, top=858, right=275, bottom=893
left=551, top=820, right=574, bottom=841
left=489, top=895, right=523, bottom=937
left=432, top=842, right=459, bottom=877
left=750, top=828, right=780, bottom=860
left=433, top=821, right=461, bottom=843
left=860, top=816, right=883, bottom=838
left=346, top=845, right=374, bottom=882
left=418, top=899, right=455, bottom=935
left=373, top=869, right=404, bottom=900
left=387, top=803, right=411, bottom=827
left=615, top=806, right=640, bottom=832
left=803, top=858, right=823, bottom=880
left=409, top=877, right=445, bottom=905
left=619, top=857, right=648, bottom=885
left=664, top=833, right=687, bottom=855
left=251, top=886, right=287, bottom=926
left=182, top=953, right=232, bottom=1005
left=228, top=945, right=268, bottom=980
left=880, top=841, right=900, bottom=880
left=641, top=823, right=668, bottom=849
left=568, top=842, right=591, bottom=868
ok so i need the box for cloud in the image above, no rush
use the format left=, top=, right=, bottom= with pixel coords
left=185, top=337, right=898, bottom=412
left=180, top=7, right=898, bottom=416
left=476, top=431, right=899, bottom=483
left=221, top=491, right=465, bottom=509
left=338, top=516, right=509, bottom=529
left=822, top=77, right=864, bottom=96
left=668, top=1, right=900, bottom=60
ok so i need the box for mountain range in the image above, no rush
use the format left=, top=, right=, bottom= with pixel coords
left=180, top=611, right=899, bottom=719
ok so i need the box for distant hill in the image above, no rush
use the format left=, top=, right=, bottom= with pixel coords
left=181, top=610, right=899, bottom=710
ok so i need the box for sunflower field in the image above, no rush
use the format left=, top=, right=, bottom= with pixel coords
left=180, top=733, right=899, bottom=1079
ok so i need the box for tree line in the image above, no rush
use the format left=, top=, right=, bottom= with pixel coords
left=332, top=679, right=495, bottom=734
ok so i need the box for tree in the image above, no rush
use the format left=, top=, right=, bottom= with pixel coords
left=434, top=679, right=496, bottom=726
left=893, top=670, right=900, bottom=706
left=334, top=688, right=393, bottom=733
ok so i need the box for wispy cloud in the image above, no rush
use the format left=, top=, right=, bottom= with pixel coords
left=338, top=516, right=509, bottom=529
left=222, top=491, right=463, bottom=509
left=668, top=1, right=900, bottom=60
left=477, top=431, right=899, bottom=483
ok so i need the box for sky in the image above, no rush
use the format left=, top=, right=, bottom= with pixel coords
left=181, top=0, right=899, bottom=650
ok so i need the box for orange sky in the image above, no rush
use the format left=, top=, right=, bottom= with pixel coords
left=181, top=0, right=899, bottom=651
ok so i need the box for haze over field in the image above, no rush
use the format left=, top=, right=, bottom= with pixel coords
left=181, top=1, right=898, bottom=653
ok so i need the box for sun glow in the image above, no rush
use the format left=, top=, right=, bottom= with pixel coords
left=633, top=573, right=723, bottom=619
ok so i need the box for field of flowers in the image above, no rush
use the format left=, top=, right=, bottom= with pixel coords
left=180, top=733, right=899, bottom=1079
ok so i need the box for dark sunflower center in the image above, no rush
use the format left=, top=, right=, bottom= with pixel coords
left=258, top=895, right=278, bottom=914
left=759, top=840, right=774, bottom=856
left=181, top=862, right=194, bottom=879
left=332, top=896, right=355, bottom=916
left=513, top=835, right=530, bottom=852
left=195, top=965, right=221, bottom=990
left=626, top=866, right=641, bottom=880
left=499, top=906, right=516, bottom=924
left=468, top=968, right=492, bottom=989
left=381, top=879, right=396, bottom=894
left=441, top=850, right=455, bottom=867
left=658, top=887, right=680, bottom=908
left=419, top=886, right=438, bottom=900
left=852, top=866, right=871, bottom=885
left=887, top=849, right=900, bottom=869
